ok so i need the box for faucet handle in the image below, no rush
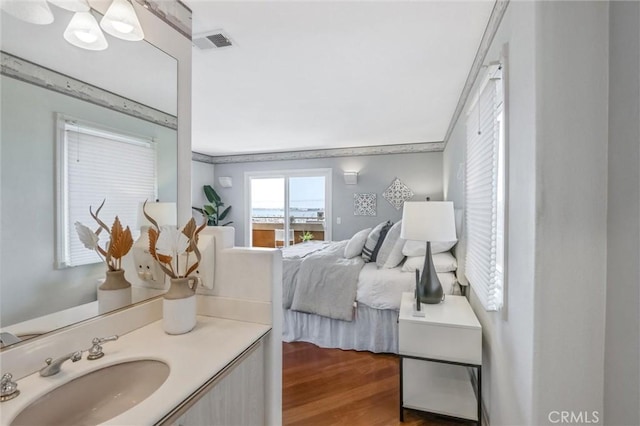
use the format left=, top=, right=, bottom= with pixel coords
left=0, top=373, right=20, bottom=402
left=87, top=335, right=118, bottom=360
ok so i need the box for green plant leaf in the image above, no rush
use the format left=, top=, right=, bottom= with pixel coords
left=203, top=185, right=221, bottom=204
left=219, top=206, right=231, bottom=221
left=222, top=221, right=233, bottom=226
left=192, top=207, right=204, bottom=215
left=203, top=204, right=216, bottom=215
left=203, top=185, right=215, bottom=203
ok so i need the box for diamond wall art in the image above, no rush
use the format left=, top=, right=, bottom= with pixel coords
left=383, top=178, right=414, bottom=210
left=354, top=193, right=377, bottom=216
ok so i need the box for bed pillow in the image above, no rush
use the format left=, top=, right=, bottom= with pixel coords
left=344, top=228, right=371, bottom=259
left=402, top=239, right=457, bottom=256
left=376, top=221, right=406, bottom=269
left=402, top=252, right=458, bottom=273
left=362, top=221, right=392, bottom=262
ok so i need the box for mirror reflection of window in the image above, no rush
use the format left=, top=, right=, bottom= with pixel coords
left=56, top=116, right=157, bottom=268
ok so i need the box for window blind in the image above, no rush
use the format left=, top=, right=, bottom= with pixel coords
left=465, top=73, right=504, bottom=311
left=59, top=119, right=157, bottom=267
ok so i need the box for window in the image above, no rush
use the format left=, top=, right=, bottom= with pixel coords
left=465, top=63, right=506, bottom=311
left=56, top=116, right=157, bottom=268
left=245, top=169, right=332, bottom=248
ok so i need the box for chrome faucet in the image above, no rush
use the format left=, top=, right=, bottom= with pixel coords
left=0, top=373, right=20, bottom=402
left=0, top=332, right=21, bottom=348
left=39, top=351, right=83, bottom=377
left=86, top=335, right=118, bottom=360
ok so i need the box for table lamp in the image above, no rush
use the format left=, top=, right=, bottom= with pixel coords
left=401, top=201, right=456, bottom=311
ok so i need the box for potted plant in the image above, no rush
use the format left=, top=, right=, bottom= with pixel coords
left=193, top=185, right=232, bottom=226
left=144, top=201, right=207, bottom=334
left=75, top=199, right=134, bottom=313
left=300, top=231, right=314, bottom=243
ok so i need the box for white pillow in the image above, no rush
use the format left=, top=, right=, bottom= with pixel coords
left=344, top=228, right=371, bottom=259
left=376, top=221, right=405, bottom=269
left=402, top=252, right=458, bottom=273
left=402, top=239, right=457, bottom=256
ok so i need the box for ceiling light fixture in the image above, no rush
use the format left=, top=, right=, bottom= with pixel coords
left=63, top=11, right=108, bottom=51
left=0, top=0, right=54, bottom=25
left=100, top=0, right=144, bottom=41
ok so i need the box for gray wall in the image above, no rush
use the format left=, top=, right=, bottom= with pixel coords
left=444, top=2, right=610, bottom=424
left=533, top=2, right=608, bottom=422
left=605, top=2, right=640, bottom=425
left=0, top=76, right=177, bottom=326
left=444, top=2, right=536, bottom=423
left=209, top=152, right=443, bottom=247
left=191, top=160, right=215, bottom=215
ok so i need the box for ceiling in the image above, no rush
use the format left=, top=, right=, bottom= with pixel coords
left=186, top=1, right=494, bottom=157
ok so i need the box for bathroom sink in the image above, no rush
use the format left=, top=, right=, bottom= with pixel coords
left=11, top=359, right=170, bottom=426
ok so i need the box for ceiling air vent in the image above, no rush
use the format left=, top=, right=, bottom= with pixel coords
left=193, top=30, right=233, bottom=50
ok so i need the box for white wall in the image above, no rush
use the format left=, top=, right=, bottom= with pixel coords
left=444, top=2, right=610, bottom=424
left=604, top=2, right=640, bottom=425
left=209, top=152, right=443, bottom=246
left=443, top=2, right=536, bottom=424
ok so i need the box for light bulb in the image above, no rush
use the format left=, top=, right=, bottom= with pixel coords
left=111, top=20, right=134, bottom=34
left=74, top=30, right=98, bottom=43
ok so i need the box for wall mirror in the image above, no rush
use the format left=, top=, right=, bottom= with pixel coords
left=0, top=3, right=178, bottom=349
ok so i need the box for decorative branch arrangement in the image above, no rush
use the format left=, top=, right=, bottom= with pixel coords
left=75, top=199, right=134, bottom=271
left=143, top=201, right=207, bottom=279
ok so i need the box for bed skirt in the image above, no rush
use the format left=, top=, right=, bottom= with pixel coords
left=282, top=304, right=399, bottom=354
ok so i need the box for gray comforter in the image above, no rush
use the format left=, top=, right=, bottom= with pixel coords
left=283, top=241, right=365, bottom=321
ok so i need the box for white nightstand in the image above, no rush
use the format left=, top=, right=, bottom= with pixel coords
left=398, top=292, right=482, bottom=424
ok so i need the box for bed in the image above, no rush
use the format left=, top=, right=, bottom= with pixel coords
left=281, top=218, right=462, bottom=354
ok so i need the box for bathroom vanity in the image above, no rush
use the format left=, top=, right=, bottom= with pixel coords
left=0, top=227, right=283, bottom=426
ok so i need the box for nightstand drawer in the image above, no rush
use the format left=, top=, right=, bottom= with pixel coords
left=399, top=321, right=481, bottom=364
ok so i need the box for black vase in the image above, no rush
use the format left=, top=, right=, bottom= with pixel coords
left=418, top=241, right=444, bottom=304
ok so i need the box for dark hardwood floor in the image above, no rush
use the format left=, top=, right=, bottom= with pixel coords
left=283, top=342, right=475, bottom=426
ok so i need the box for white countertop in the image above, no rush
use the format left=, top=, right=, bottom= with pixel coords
left=0, top=316, right=271, bottom=425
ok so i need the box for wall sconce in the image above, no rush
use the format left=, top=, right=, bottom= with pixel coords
left=343, top=171, right=358, bottom=185
left=218, top=176, right=232, bottom=188
left=2, top=0, right=144, bottom=51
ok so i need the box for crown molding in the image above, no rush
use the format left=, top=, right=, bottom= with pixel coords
left=1, top=52, right=177, bottom=130
left=442, top=0, right=510, bottom=148
left=192, top=141, right=444, bottom=164
left=133, top=0, right=192, bottom=40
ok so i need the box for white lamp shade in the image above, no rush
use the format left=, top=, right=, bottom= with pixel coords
left=1, top=0, right=54, bottom=25
left=400, top=201, right=456, bottom=242
left=48, top=0, right=90, bottom=12
left=138, top=202, right=177, bottom=229
left=100, top=0, right=144, bottom=41
left=63, top=11, right=108, bottom=51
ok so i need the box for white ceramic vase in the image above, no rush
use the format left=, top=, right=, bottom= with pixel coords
left=98, top=270, right=132, bottom=314
left=163, top=276, right=197, bottom=335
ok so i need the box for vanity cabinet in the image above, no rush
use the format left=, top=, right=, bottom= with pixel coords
left=168, top=338, right=265, bottom=426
